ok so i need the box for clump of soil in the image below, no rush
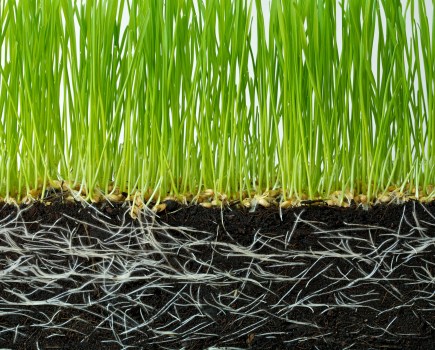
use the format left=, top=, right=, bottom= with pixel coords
left=0, top=199, right=434, bottom=349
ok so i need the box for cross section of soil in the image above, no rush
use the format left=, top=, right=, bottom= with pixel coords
left=0, top=200, right=434, bottom=349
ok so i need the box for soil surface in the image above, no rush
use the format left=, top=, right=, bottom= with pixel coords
left=0, top=198, right=434, bottom=349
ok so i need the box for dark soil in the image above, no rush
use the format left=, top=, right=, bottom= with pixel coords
left=0, top=199, right=434, bottom=349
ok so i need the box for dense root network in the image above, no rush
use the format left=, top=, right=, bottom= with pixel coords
left=0, top=202, right=434, bottom=349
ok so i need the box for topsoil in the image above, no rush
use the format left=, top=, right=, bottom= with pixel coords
left=0, top=198, right=434, bottom=350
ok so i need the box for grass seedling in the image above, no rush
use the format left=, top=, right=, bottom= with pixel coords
left=0, top=0, right=434, bottom=207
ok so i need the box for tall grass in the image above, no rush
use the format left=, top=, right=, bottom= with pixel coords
left=0, top=0, right=434, bottom=205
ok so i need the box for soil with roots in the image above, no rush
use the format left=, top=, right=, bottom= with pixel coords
left=0, top=198, right=434, bottom=350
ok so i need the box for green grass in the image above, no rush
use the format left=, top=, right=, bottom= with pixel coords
left=0, top=0, right=434, bottom=206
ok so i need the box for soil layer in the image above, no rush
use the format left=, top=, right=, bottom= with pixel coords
left=0, top=199, right=434, bottom=349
